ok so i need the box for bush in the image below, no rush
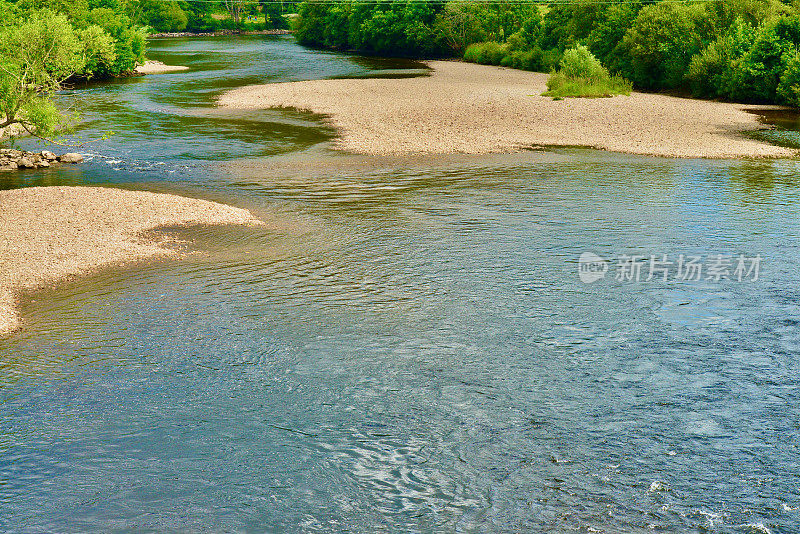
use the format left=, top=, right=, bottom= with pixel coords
left=544, top=71, right=633, bottom=98
left=585, top=3, right=639, bottom=67
left=559, top=43, right=607, bottom=81
left=0, top=11, right=84, bottom=140
left=79, top=24, right=117, bottom=78
left=543, top=45, right=632, bottom=98
left=463, top=41, right=508, bottom=65
left=139, top=0, right=187, bottom=32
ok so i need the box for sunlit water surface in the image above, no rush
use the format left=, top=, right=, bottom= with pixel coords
left=1, top=36, right=799, bottom=533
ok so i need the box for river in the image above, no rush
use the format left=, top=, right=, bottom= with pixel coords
left=1, top=35, right=799, bottom=533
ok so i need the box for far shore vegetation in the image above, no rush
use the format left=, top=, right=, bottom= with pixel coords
left=295, top=0, right=800, bottom=108
left=5, top=0, right=800, bottom=147
left=0, top=0, right=295, bottom=144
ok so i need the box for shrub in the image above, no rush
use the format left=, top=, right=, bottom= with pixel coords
left=544, top=71, right=632, bottom=98
left=559, top=43, right=607, bottom=81
left=585, top=3, right=639, bottom=66
left=463, top=41, right=508, bottom=65
left=140, top=0, right=187, bottom=32
left=0, top=11, right=84, bottom=140
left=543, top=45, right=632, bottom=98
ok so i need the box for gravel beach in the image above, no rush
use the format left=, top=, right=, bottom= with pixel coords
left=219, top=60, right=796, bottom=159
left=0, top=186, right=261, bottom=335
left=135, top=60, right=190, bottom=75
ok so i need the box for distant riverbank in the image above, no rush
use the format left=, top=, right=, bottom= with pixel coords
left=219, top=60, right=796, bottom=159
left=149, top=29, right=292, bottom=39
left=0, top=187, right=261, bottom=335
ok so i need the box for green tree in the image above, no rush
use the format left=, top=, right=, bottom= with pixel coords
left=621, top=2, right=712, bottom=89
left=0, top=12, right=85, bottom=140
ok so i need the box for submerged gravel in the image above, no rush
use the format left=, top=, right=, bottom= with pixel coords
left=0, top=186, right=261, bottom=335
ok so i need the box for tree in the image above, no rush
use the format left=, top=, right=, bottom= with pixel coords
left=260, top=0, right=287, bottom=28
left=620, top=2, right=712, bottom=89
left=223, top=0, right=246, bottom=27
left=0, top=12, right=86, bottom=140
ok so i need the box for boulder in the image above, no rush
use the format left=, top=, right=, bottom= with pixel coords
left=59, top=153, right=83, bottom=164
left=0, top=149, right=23, bottom=159
left=0, top=162, right=18, bottom=171
left=17, top=157, right=35, bottom=169
left=41, top=150, right=57, bottom=161
left=38, top=159, right=50, bottom=168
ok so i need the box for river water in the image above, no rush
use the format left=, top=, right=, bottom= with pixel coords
left=1, top=35, right=799, bottom=533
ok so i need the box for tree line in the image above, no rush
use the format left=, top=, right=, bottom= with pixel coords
left=0, top=0, right=296, bottom=140
left=295, top=0, right=800, bottom=107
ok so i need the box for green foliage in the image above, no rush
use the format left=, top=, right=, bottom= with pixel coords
left=727, top=16, right=800, bottom=102
left=543, top=45, right=632, bottom=98
left=543, top=71, right=632, bottom=98
left=294, top=0, right=800, bottom=107
left=620, top=2, right=711, bottom=89
left=297, top=0, right=445, bottom=57
left=139, top=0, right=187, bottom=32
left=261, top=0, right=289, bottom=29
left=585, top=3, right=639, bottom=69
left=706, top=0, right=789, bottom=32
left=0, top=11, right=83, bottom=140
left=79, top=25, right=118, bottom=78
left=463, top=41, right=508, bottom=65
left=498, top=47, right=561, bottom=72
left=778, top=48, right=800, bottom=105
left=558, top=44, right=606, bottom=81
left=687, top=17, right=756, bottom=98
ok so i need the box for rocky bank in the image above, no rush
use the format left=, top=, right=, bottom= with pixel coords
left=0, top=149, right=84, bottom=171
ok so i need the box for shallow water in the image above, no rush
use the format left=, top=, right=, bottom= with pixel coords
left=2, top=36, right=800, bottom=533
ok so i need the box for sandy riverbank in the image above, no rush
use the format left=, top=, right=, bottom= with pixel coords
left=135, top=60, right=190, bottom=75
left=0, top=186, right=261, bottom=335
left=219, top=60, right=796, bottom=159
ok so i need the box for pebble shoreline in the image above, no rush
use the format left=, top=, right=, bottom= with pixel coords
left=0, top=186, right=262, bottom=336
left=219, top=60, right=797, bottom=159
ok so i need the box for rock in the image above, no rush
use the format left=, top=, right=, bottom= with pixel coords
left=17, top=157, right=35, bottom=169
left=0, top=149, right=23, bottom=158
left=41, top=150, right=57, bottom=161
left=37, top=159, right=50, bottom=168
left=0, top=162, right=18, bottom=171
left=59, top=153, right=83, bottom=164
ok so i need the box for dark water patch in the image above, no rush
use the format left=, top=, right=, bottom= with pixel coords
left=745, top=107, right=800, bottom=150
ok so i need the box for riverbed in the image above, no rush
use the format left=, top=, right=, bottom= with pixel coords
left=1, top=35, right=799, bottom=533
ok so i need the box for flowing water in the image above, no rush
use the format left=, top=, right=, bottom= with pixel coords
left=1, top=35, right=799, bottom=533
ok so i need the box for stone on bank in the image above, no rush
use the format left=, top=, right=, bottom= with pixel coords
left=0, top=149, right=83, bottom=171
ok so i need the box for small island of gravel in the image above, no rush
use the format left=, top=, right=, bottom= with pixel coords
left=218, top=60, right=796, bottom=159
left=135, top=60, right=190, bottom=75
left=0, top=186, right=261, bottom=335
